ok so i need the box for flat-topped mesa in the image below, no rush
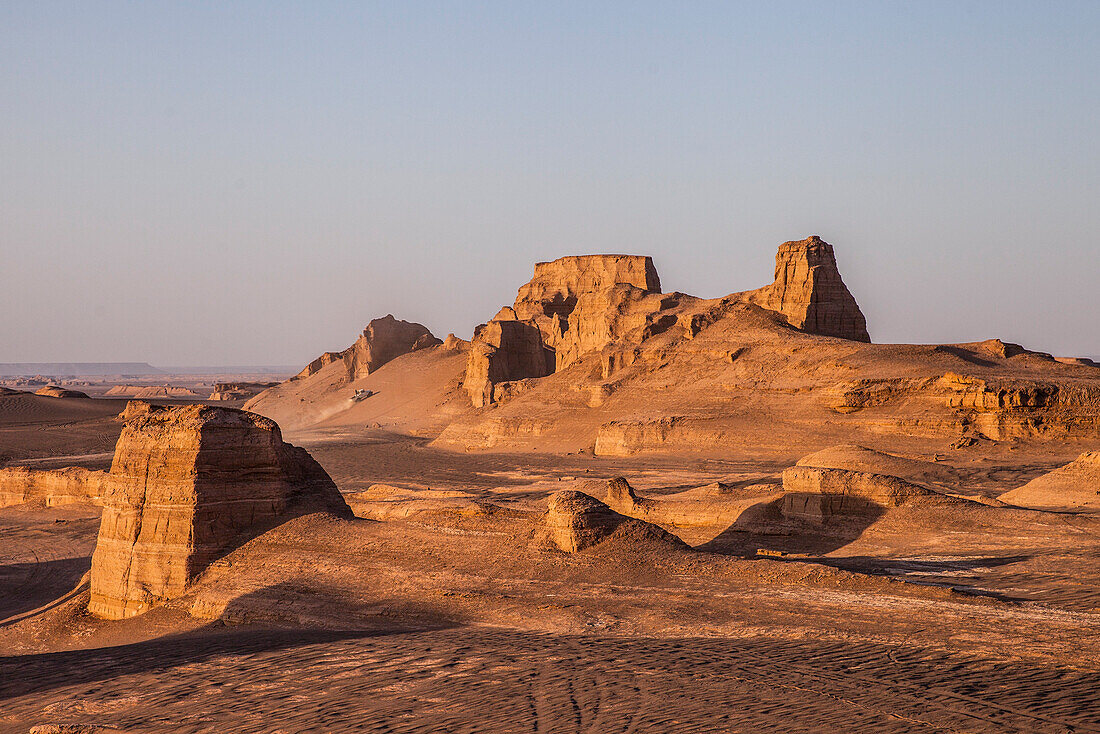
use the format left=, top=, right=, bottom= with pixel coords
left=512, top=255, right=662, bottom=322
left=294, top=314, right=441, bottom=382
left=89, top=402, right=350, bottom=620
left=749, top=236, right=870, bottom=343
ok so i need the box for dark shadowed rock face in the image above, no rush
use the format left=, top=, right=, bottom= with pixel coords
left=464, top=319, right=555, bottom=408
left=89, top=402, right=350, bottom=620
left=749, top=236, right=870, bottom=342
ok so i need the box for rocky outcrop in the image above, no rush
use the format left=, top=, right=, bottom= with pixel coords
left=513, top=255, right=664, bottom=372
left=35, top=385, right=90, bottom=399
left=545, top=490, right=686, bottom=552
left=746, top=236, right=870, bottom=342
left=0, top=466, right=110, bottom=507
left=88, top=402, right=350, bottom=620
left=208, top=382, right=278, bottom=401
left=781, top=466, right=942, bottom=522
left=464, top=318, right=554, bottom=407
left=513, top=255, right=661, bottom=322
left=464, top=255, right=665, bottom=406
left=1000, top=452, right=1100, bottom=512
left=105, top=385, right=201, bottom=399
left=294, top=315, right=441, bottom=383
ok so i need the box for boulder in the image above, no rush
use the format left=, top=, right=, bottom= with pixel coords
left=88, top=402, right=350, bottom=620
left=747, top=236, right=870, bottom=342
left=294, top=315, right=441, bottom=382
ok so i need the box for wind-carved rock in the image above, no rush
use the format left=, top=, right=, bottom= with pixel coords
left=294, top=314, right=441, bottom=383
left=464, top=317, right=554, bottom=408
left=544, top=490, right=686, bottom=552
left=88, top=402, right=350, bottom=620
left=747, top=236, right=870, bottom=342
left=465, top=255, right=664, bottom=406
left=463, top=241, right=870, bottom=407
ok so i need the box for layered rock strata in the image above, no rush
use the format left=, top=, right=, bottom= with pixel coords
left=0, top=466, right=110, bottom=507
left=746, top=236, right=870, bottom=342
left=88, top=402, right=350, bottom=620
left=464, top=318, right=554, bottom=408
left=463, top=241, right=871, bottom=407
left=294, top=314, right=441, bottom=383
left=780, top=465, right=942, bottom=522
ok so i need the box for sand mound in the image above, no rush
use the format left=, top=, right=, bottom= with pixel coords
left=796, top=444, right=957, bottom=486
left=545, top=490, right=687, bottom=552
left=246, top=345, right=470, bottom=433
left=1000, top=452, right=1100, bottom=512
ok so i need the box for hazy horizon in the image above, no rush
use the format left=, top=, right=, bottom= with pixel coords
left=4, top=2, right=1098, bottom=366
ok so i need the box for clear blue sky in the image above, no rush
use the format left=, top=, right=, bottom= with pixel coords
left=3, top=2, right=1098, bottom=365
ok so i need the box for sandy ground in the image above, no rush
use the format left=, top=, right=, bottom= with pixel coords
left=3, top=401, right=1100, bottom=732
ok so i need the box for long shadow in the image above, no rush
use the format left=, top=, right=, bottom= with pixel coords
left=1, top=580, right=457, bottom=703
left=0, top=556, right=91, bottom=620
left=696, top=495, right=886, bottom=557
left=934, top=345, right=999, bottom=367
left=0, top=625, right=382, bottom=702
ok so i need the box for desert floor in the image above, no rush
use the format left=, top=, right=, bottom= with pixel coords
left=2, top=399, right=1100, bottom=733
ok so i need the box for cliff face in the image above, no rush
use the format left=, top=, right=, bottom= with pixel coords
left=465, top=255, right=666, bottom=406
left=464, top=318, right=554, bottom=408
left=88, top=402, right=349, bottom=620
left=294, top=314, right=441, bottom=382
left=747, top=236, right=870, bottom=343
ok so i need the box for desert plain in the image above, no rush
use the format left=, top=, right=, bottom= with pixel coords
left=3, top=237, right=1100, bottom=733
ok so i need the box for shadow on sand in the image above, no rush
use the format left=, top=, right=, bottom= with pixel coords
left=696, top=494, right=887, bottom=557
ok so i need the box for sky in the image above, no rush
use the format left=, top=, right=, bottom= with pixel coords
left=2, top=1, right=1098, bottom=366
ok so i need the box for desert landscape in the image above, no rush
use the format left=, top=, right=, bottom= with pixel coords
left=3, top=239, right=1100, bottom=732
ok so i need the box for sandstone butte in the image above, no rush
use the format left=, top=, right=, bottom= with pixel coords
left=85, top=402, right=351, bottom=620
left=462, top=236, right=869, bottom=407
left=294, top=314, right=441, bottom=383
left=0, top=401, right=351, bottom=620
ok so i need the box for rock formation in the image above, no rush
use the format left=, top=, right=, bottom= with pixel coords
left=545, top=489, right=686, bottom=552
left=88, top=402, right=350, bottom=620
left=464, top=318, right=554, bottom=407
left=746, top=236, right=870, bottom=342
left=0, top=466, right=110, bottom=507
left=464, top=255, right=668, bottom=406
left=207, top=382, right=278, bottom=401
left=105, top=385, right=201, bottom=399
left=34, top=385, right=90, bottom=399
left=781, top=466, right=941, bottom=521
left=1000, top=452, right=1100, bottom=511
left=294, top=315, right=441, bottom=383
left=461, top=242, right=874, bottom=408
